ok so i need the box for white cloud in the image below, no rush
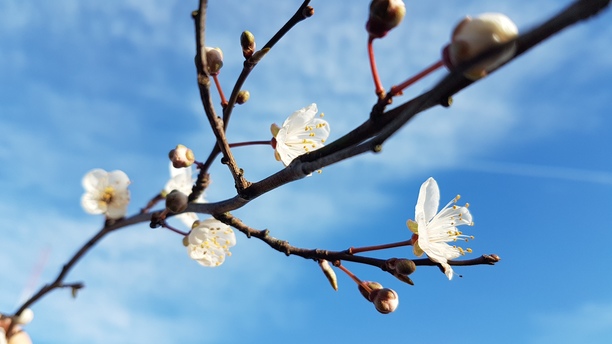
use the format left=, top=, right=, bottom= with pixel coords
left=530, top=301, right=612, bottom=344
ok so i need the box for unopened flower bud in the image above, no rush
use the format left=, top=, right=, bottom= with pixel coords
left=205, top=47, right=224, bottom=75
left=240, top=31, right=256, bottom=59
left=169, top=144, right=195, bottom=168
left=386, top=258, right=416, bottom=275
left=236, top=90, right=250, bottom=104
left=358, top=281, right=383, bottom=301
left=371, top=288, right=399, bottom=314
left=366, top=0, right=406, bottom=39
left=318, top=260, right=338, bottom=291
left=15, top=308, right=34, bottom=325
left=442, top=13, right=518, bottom=80
left=165, top=189, right=189, bottom=213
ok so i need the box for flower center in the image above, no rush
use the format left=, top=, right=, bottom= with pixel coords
left=100, top=186, right=115, bottom=205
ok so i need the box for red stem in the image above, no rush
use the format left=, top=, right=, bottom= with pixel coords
left=335, top=263, right=371, bottom=293
left=349, top=239, right=413, bottom=255
left=162, top=222, right=189, bottom=236
left=390, top=60, right=444, bottom=96
left=212, top=74, right=228, bottom=107
left=228, top=140, right=273, bottom=148
left=367, top=37, right=385, bottom=98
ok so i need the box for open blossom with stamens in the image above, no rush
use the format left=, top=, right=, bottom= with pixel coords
left=186, top=219, right=236, bottom=267
left=407, top=177, right=474, bottom=280
left=271, top=103, right=330, bottom=167
left=81, top=169, right=130, bottom=220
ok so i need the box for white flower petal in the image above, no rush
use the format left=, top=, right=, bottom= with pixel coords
left=81, top=192, right=106, bottom=214
left=105, top=200, right=129, bottom=219
left=81, top=169, right=108, bottom=192
left=415, top=177, right=440, bottom=222
left=107, top=170, right=130, bottom=189
left=176, top=212, right=198, bottom=229
left=281, top=103, right=318, bottom=129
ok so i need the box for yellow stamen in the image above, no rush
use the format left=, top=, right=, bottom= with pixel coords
left=101, top=186, right=115, bottom=204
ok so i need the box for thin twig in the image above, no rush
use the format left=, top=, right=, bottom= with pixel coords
left=193, top=0, right=250, bottom=193
left=222, top=0, right=313, bottom=128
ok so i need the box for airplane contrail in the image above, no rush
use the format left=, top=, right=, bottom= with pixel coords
left=461, top=160, right=612, bottom=186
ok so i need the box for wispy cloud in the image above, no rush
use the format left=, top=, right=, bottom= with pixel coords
left=530, top=301, right=612, bottom=344
left=460, top=160, right=612, bottom=186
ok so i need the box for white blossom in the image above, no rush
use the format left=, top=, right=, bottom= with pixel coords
left=81, top=169, right=130, bottom=220
left=408, top=177, right=474, bottom=280
left=186, top=219, right=236, bottom=267
left=271, top=103, right=330, bottom=167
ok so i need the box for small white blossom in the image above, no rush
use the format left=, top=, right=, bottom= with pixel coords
left=443, top=13, right=518, bottom=79
left=186, top=219, right=236, bottom=267
left=81, top=169, right=130, bottom=220
left=271, top=103, right=330, bottom=167
left=408, top=177, right=474, bottom=280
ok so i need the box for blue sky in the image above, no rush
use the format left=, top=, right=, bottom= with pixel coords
left=1, top=0, right=611, bottom=343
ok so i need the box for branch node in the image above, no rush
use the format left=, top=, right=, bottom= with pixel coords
left=440, top=96, right=453, bottom=108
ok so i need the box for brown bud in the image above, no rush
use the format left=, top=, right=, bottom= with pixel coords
left=371, top=288, right=399, bottom=314
left=165, top=190, right=189, bottom=213
left=387, top=258, right=416, bottom=275
left=358, top=281, right=383, bottom=302
left=366, top=0, right=406, bottom=39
